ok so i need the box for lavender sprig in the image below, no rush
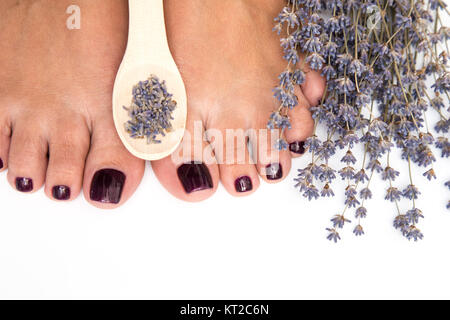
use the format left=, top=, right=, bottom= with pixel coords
left=271, top=0, right=450, bottom=241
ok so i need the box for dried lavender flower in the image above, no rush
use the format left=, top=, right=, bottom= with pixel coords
left=403, top=185, right=421, bottom=200
left=271, top=0, right=450, bottom=241
left=326, top=228, right=341, bottom=243
left=405, top=226, right=424, bottom=242
left=423, top=168, right=437, bottom=181
left=353, top=225, right=365, bottom=237
left=385, top=187, right=402, bottom=202
left=355, top=207, right=367, bottom=219
left=406, top=208, right=424, bottom=224
left=321, top=184, right=335, bottom=197
left=124, top=75, right=177, bottom=144
left=331, top=215, right=351, bottom=229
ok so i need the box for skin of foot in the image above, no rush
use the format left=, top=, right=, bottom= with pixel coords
left=151, top=0, right=326, bottom=201
left=0, top=0, right=325, bottom=206
left=0, top=0, right=145, bottom=208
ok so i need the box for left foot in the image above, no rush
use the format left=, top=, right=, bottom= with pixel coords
left=0, top=0, right=145, bottom=208
left=152, top=0, right=326, bottom=201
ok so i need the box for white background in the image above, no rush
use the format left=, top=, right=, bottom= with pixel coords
left=1, top=5, right=449, bottom=300
left=0, top=147, right=448, bottom=300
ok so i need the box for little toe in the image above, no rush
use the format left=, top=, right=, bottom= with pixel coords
left=44, top=118, right=90, bottom=201
left=7, top=121, right=48, bottom=193
left=301, top=69, right=326, bottom=107
left=83, top=117, right=145, bottom=209
left=152, top=114, right=219, bottom=202
left=285, top=89, right=315, bottom=158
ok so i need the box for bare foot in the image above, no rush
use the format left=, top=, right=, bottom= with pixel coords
left=152, top=0, right=326, bottom=201
left=0, top=0, right=144, bottom=208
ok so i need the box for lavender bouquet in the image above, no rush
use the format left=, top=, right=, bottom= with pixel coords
left=269, top=0, right=450, bottom=241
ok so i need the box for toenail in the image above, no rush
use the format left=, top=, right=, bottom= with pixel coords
left=16, top=177, right=33, bottom=192
left=265, top=163, right=283, bottom=180
left=177, top=162, right=213, bottom=194
left=52, top=185, right=71, bottom=201
left=90, top=169, right=126, bottom=204
left=235, top=176, right=253, bottom=193
left=0, top=158, right=3, bottom=169
left=289, top=141, right=306, bottom=154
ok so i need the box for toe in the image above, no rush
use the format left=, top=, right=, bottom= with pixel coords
left=285, top=88, right=315, bottom=158
left=83, top=117, right=145, bottom=209
left=152, top=113, right=219, bottom=202
left=214, top=125, right=259, bottom=196
left=251, top=126, right=291, bottom=183
left=0, top=116, right=11, bottom=172
left=7, top=120, right=48, bottom=193
left=44, top=117, right=90, bottom=201
left=301, top=69, right=326, bottom=107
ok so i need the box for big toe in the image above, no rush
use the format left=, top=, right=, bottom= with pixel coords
left=151, top=113, right=219, bottom=202
left=83, top=116, right=145, bottom=209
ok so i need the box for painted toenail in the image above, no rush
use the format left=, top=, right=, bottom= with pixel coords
left=16, top=177, right=33, bottom=192
left=289, top=141, right=306, bottom=154
left=265, top=163, right=283, bottom=180
left=52, top=185, right=71, bottom=201
left=177, top=162, right=213, bottom=194
left=0, top=158, right=3, bottom=169
left=235, top=176, right=253, bottom=193
left=90, top=169, right=126, bottom=204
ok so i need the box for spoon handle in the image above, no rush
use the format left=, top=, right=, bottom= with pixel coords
left=127, top=0, right=172, bottom=63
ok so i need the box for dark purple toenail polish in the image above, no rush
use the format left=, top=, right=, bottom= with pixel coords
left=266, top=163, right=283, bottom=180
left=90, top=169, right=126, bottom=204
left=177, top=162, right=213, bottom=194
left=52, top=185, right=71, bottom=201
left=16, top=177, right=33, bottom=192
left=235, top=176, right=253, bottom=193
left=0, top=158, right=3, bottom=169
left=289, top=141, right=306, bottom=154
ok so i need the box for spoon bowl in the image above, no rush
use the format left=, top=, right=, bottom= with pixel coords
left=113, top=62, right=187, bottom=160
left=112, top=0, right=187, bottom=161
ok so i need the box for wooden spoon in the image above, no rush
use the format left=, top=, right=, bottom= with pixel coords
left=113, top=0, right=187, bottom=161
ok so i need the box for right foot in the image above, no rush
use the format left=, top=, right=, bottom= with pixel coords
left=0, top=0, right=144, bottom=208
left=152, top=0, right=326, bottom=201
